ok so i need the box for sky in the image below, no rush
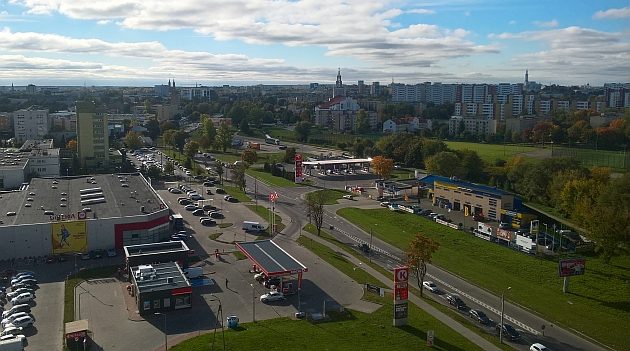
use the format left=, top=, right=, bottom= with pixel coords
left=0, top=0, right=628, bottom=87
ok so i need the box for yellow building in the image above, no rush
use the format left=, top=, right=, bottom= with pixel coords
left=76, top=101, right=109, bottom=170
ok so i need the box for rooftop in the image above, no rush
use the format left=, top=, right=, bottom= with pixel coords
left=131, top=262, right=191, bottom=294
left=236, top=239, right=307, bottom=277
left=0, top=149, right=28, bottom=169
left=418, top=174, right=510, bottom=197
left=302, top=158, right=372, bottom=166
left=20, top=139, right=55, bottom=151
left=124, top=241, right=190, bottom=258
left=0, top=173, right=165, bottom=226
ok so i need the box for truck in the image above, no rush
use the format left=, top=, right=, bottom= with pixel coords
left=184, top=267, right=204, bottom=279
left=242, top=221, right=265, bottom=232
left=247, top=142, right=261, bottom=150
left=0, top=338, right=24, bottom=351
left=172, top=213, right=184, bottom=230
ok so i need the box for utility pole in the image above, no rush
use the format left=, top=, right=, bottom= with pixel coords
left=499, top=286, right=511, bottom=344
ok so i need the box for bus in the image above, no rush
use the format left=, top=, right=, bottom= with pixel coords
left=265, top=135, right=280, bottom=145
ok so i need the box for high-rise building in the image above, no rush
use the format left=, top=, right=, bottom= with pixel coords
left=13, top=107, right=49, bottom=143
left=76, top=101, right=109, bottom=170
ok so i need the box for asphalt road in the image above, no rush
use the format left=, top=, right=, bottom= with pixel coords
left=242, top=173, right=609, bottom=351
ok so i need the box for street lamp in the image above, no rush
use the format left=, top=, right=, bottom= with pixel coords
left=369, top=224, right=376, bottom=263
left=499, top=286, right=512, bottom=344
left=208, top=294, right=225, bottom=351
left=250, top=283, right=256, bottom=322
left=154, top=312, right=167, bottom=350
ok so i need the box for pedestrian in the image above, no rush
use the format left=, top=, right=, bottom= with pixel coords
left=225, top=278, right=229, bottom=288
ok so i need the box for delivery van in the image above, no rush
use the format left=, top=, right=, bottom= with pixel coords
left=242, top=221, right=265, bottom=232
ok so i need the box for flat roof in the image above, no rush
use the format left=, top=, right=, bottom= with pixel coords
left=0, top=149, right=28, bottom=169
left=124, top=241, right=190, bottom=257
left=0, top=173, right=165, bottom=226
left=236, top=239, right=307, bottom=277
left=131, top=262, right=191, bottom=294
left=419, top=174, right=510, bottom=197
left=303, top=158, right=372, bottom=166
left=65, top=319, right=89, bottom=334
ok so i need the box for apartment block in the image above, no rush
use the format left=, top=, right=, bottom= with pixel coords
left=76, top=101, right=109, bottom=170
left=13, top=107, right=50, bottom=143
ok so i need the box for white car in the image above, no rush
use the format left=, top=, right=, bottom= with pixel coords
left=260, top=291, right=285, bottom=303
left=422, top=281, right=439, bottom=293
left=10, top=292, right=35, bottom=305
left=0, top=334, right=26, bottom=344
left=2, top=305, right=31, bottom=319
left=1, top=312, right=30, bottom=328
left=530, top=343, right=548, bottom=351
left=342, top=195, right=353, bottom=200
left=4, top=316, right=34, bottom=329
left=0, top=326, right=23, bottom=337
left=7, top=288, right=34, bottom=300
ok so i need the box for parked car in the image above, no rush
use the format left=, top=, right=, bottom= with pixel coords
left=422, top=281, right=439, bottom=293
left=192, top=209, right=205, bottom=216
left=202, top=204, right=217, bottom=211
left=209, top=212, right=224, bottom=219
left=4, top=315, right=34, bottom=329
left=169, top=188, right=182, bottom=194
left=178, top=199, right=192, bottom=206
left=10, top=292, right=35, bottom=305
left=260, top=291, right=285, bottom=303
left=17, top=278, right=37, bottom=286
left=0, top=326, right=23, bottom=337
left=379, top=202, right=390, bottom=207
left=170, top=234, right=189, bottom=241
left=469, top=309, right=490, bottom=324
left=342, top=194, right=354, bottom=200
left=497, top=324, right=521, bottom=341
left=190, top=194, right=204, bottom=201
left=226, top=196, right=238, bottom=203
left=7, top=288, right=34, bottom=300
left=0, top=334, right=26, bottom=344
left=419, top=209, right=432, bottom=216
left=1, top=312, right=30, bottom=328
left=264, top=277, right=281, bottom=288
left=203, top=182, right=214, bottom=187
left=446, top=294, right=467, bottom=310
left=184, top=204, right=198, bottom=211
left=200, top=219, right=216, bottom=226
left=11, top=283, right=35, bottom=291
left=215, top=188, right=226, bottom=194
left=2, top=305, right=30, bottom=319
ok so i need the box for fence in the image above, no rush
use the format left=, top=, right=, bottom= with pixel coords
left=551, top=147, right=629, bottom=170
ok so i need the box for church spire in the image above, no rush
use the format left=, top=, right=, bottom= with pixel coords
left=525, top=69, right=529, bottom=85
left=336, top=68, right=342, bottom=87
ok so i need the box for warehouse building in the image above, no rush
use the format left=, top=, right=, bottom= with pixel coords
left=0, top=173, right=171, bottom=260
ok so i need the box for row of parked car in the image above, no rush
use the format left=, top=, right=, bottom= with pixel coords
left=0, top=271, right=37, bottom=345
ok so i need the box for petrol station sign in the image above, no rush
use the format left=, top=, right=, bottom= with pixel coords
left=295, top=154, right=303, bottom=183
left=393, top=266, right=409, bottom=326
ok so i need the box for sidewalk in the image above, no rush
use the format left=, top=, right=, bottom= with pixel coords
left=300, top=231, right=502, bottom=351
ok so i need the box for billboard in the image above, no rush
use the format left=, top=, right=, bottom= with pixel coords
left=51, top=221, right=88, bottom=254
left=559, top=258, right=586, bottom=277
left=294, top=154, right=303, bottom=183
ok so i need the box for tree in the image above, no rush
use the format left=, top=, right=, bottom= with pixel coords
left=406, top=233, right=439, bottom=297
left=283, top=147, right=296, bottom=163
left=241, top=148, right=258, bottom=164
left=299, top=110, right=310, bottom=122
left=145, top=118, right=161, bottom=140
left=66, top=139, right=78, bottom=153
left=305, top=191, right=325, bottom=236
left=231, top=163, right=247, bottom=191
left=355, top=109, right=371, bottom=133
left=145, top=165, right=162, bottom=180
left=226, top=104, right=246, bottom=125
left=295, top=121, right=312, bottom=142
left=239, top=118, right=251, bottom=134
left=201, top=115, right=217, bottom=146
left=216, top=122, right=234, bottom=152
left=371, top=156, right=394, bottom=179
left=172, top=130, right=188, bottom=153
left=457, top=149, right=486, bottom=182
left=184, top=140, right=200, bottom=159
left=214, top=162, right=224, bottom=184
left=164, top=162, right=174, bottom=175
left=124, top=131, right=143, bottom=150
left=425, top=151, right=464, bottom=178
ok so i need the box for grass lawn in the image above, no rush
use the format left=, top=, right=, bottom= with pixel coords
left=552, top=146, right=629, bottom=170
left=208, top=232, right=222, bottom=240
left=245, top=204, right=285, bottom=233
left=444, top=141, right=537, bottom=163
left=307, top=189, right=351, bottom=205
left=246, top=168, right=298, bottom=187
left=64, top=266, right=119, bottom=323
left=171, top=237, right=484, bottom=351
left=218, top=223, right=233, bottom=228
left=212, top=152, right=242, bottom=164
left=232, top=251, right=247, bottom=260
left=223, top=186, right=251, bottom=202
left=337, top=208, right=630, bottom=349
left=391, top=168, right=416, bottom=179
left=257, top=152, right=286, bottom=164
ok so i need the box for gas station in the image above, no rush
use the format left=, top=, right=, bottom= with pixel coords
left=236, top=239, right=308, bottom=295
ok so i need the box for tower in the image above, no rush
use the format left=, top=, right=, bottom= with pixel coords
left=333, top=68, right=346, bottom=97
left=525, top=70, right=529, bottom=85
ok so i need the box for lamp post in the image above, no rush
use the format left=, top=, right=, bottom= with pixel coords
left=499, top=286, right=512, bottom=344
left=250, top=283, right=256, bottom=322
left=369, top=224, right=376, bottom=263
left=154, top=312, right=167, bottom=350
left=208, top=294, right=225, bottom=351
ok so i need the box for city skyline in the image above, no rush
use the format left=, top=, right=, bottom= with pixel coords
left=0, top=0, right=628, bottom=86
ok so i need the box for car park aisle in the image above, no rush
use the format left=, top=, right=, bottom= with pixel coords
left=25, top=280, right=64, bottom=351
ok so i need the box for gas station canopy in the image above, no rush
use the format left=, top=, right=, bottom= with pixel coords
left=236, top=239, right=308, bottom=277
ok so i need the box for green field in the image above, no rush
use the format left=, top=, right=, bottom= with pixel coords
left=223, top=186, right=251, bottom=202
left=337, top=208, right=630, bottom=350
left=444, top=141, right=537, bottom=163
left=246, top=169, right=298, bottom=187
left=552, top=146, right=629, bottom=170
left=307, top=189, right=351, bottom=205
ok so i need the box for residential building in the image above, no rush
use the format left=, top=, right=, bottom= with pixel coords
left=50, top=111, right=77, bottom=132
left=448, top=116, right=496, bottom=136
left=180, top=86, right=213, bottom=100
left=382, top=117, right=431, bottom=133
left=155, top=104, right=178, bottom=122
left=20, top=139, right=60, bottom=178
left=76, top=101, right=109, bottom=170
left=13, top=107, right=50, bottom=143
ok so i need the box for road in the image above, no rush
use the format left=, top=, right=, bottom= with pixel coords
left=236, top=134, right=341, bottom=157
left=240, top=173, right=609, bottom=351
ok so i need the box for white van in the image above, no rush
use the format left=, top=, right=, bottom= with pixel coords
left=242, top=221, right=265, bottom=232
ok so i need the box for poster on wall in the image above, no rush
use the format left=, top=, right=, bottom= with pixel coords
left=51, top=221, right=88, bottom=254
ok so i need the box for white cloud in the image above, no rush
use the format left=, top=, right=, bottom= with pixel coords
left=593, top=6, right=630, bottom=20
left=491, top=26, right=630, bottom=83
left=407, top=8, right=435, bottom=15
left=8, top=0, right=495, bottom=69
left=97, top=20, right=111, bottom=25
left=508, top=20, right=516, bottom=25
left=533, top=19, right=558, bottom=28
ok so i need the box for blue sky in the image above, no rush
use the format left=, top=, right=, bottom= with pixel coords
left=0, top=0, right=628, bottom=86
